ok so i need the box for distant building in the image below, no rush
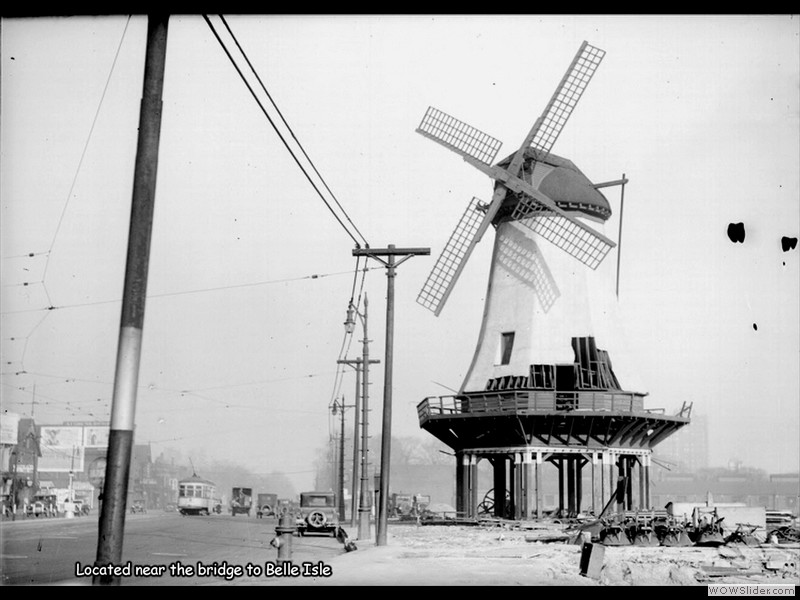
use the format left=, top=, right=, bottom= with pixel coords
left=653, top=412, right=709, bottom=472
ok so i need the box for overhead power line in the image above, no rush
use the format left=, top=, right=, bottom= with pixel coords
left=202, top=14, right=367, bottom=249
left=217, top=14, right=370, bottom=249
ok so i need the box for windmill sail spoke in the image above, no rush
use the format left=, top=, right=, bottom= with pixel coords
left=523, top=42, right=605, bottom=160
left=417, top=197, right=487, bottom=315
left=417, top=106, right=503, bottom=166
left=514, top=199, right=613, bottom=270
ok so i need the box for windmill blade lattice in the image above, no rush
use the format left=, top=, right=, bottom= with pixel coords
left=417, top=197, right=487, bottom=315
left=513, top=198, right=612, bottom=270
left=417, top=107, right=503, bottom=166
left=526, top=42, right=605, bottom=159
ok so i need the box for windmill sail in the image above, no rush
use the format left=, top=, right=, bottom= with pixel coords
left=523, top=41, right=605, bottom=161
left=417, top=107, right=503, bottom=166
left=513, top=198, right=613, bottom=270
left=415, top=41, right=613, bottom=316
left=417, top=197, right=487, bottom=315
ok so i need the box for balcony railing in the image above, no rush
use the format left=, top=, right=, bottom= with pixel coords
left=418, top=389, right=656, bottom=422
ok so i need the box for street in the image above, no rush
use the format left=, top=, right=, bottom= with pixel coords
left=1, top=510, right=347, bottom=586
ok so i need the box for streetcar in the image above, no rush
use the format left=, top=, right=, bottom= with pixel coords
left=177, top=473, right=218, bottom=516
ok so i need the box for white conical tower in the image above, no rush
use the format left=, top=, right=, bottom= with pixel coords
left=460, top=152, right=644, bottom=395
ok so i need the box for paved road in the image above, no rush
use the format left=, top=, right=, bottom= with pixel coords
left=1, top=510, right=347, bottom=586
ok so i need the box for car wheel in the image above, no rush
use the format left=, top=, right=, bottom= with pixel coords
left=307, top=510, right=327, bottom=528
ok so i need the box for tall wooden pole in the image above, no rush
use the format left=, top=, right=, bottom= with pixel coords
left=94, top=14, right=168, bottom=585
left=353, top=245, right=429, bottom=546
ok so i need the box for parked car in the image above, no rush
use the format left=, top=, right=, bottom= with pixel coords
left=295, top=491, right=339, bottom=537
left=130, top=500, right=146, bottom=514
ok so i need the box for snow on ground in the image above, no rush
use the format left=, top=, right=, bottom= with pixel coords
left=242, top=522, right=800, bottom=587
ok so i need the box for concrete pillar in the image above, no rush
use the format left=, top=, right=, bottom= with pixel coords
left=576, top=458, right=583, bottom=514
left=645, top=454, right=651, bottom=510
left=557, top=457, right=564, bottom=517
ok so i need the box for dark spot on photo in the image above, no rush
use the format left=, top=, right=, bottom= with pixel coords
left=781, top=236, right=797, bottom=252
left=727, top=222, right=745, bottom=243
left=753, top=323, right=758, bottom=331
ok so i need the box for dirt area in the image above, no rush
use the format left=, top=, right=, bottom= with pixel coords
left=290, top=523, right=800, bottom=587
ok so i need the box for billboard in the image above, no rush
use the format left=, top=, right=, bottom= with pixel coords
left=40, top=426, right=83, bottom=449
left=1, top=411, right=20, bottom=445
left=83, top=426, right=109, bottom=448
left=39, top=426, right=84, bottom=472
left=39, top=444, right=84, bottom=473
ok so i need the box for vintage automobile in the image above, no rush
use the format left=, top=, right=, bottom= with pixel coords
left=295, top=491, right=339, bottom=537
left=130, top=500, right=146, bottom=514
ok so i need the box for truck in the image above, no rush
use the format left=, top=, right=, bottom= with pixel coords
left=256, top=493, right=278, bottom=518
left=230, top=487, right=253, bottom=516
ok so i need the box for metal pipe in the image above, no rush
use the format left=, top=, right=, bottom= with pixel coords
left=94, top=14, right=168, bottom=586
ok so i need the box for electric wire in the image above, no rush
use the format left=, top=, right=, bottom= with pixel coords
left=202, top=15, right=364, bottom=249
left=0, top=266, right=379, bottom=316
left=217, top=14, right=369, bottom=249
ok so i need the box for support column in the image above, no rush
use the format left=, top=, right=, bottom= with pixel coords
left=512, top=453, right=523, bottom=520
left=469, top=456, right=479, bottom=518
left=638, top=458, right=645, bottom=510
left=557, top=457, right=564, bottom=518
left=645, top=454, right=651, bottom=510
left=576, top=458, right=583, bottom=514
left=567, top=457, right=576, bottom=517
left=535, top=452, right=542, bottom=520
left=524, top=453, right=534, bottom=520
left=456, top=452, right=467, bottom=516
left=493, top=456, right=507, bottom=519
left=615, top=456, right=624, bottom=515
left=601, top=452, right=608, bottom=509
left=592, top=452, right=597, bottom=515
left=626, top=457, right=633, bottom=511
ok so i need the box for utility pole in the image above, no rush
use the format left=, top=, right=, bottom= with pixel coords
left=94, top=14, right=168, bottom=586
left=332, top=398, right=347, bottom=522
left=343, top=293, right=376, bottom=541
left=352, top=245, right=429, bottom=546
left=337, top=356, right=379, bottom=528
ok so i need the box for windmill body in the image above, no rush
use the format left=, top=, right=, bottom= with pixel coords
left=415, top=42, right=691, bottom=523
left=460, top=151, right=644, bottom=396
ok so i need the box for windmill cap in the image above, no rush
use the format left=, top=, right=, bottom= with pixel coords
left=496, top=148, right=612, bottom=222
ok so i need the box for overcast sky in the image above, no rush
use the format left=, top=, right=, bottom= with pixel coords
left=2, top=14, right=798, bottom=491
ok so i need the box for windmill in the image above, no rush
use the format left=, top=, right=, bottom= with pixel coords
left=416, top=41, right=617, bottom=318
left=414, top=42, right=692, bottom=522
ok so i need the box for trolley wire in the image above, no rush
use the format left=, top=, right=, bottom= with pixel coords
left=202, top=15, right=366, bottom=249
left=217, top=14, right=370, bottom=249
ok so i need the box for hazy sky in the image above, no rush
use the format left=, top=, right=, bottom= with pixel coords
left=2, top=14, right=798, bottom=491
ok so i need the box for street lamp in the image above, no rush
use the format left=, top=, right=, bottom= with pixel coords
left=343, top=294, right=374, bottom=541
